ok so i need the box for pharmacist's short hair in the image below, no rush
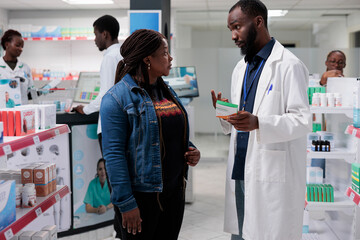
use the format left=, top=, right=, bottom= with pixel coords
left=1, top=29, right=22, bottom=50
left=93, top=15, right=119, bottom=41
left=229, top=0, right=268, bottom=29
left=326, top=50, right=346, bottom=62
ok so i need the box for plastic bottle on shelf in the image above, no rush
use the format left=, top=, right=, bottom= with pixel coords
left=353, top=80, right=360, bottom=128
left=335, top=93, right=342, bottom=107
left=327, top=93, right=335, bottom=107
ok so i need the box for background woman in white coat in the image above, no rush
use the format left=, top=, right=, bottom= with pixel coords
left=0, top=29, right=34, bottom=105
left=211, top=0, right=311, bottom=239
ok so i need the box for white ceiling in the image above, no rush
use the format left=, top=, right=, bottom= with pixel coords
left=0, top=0, right=359, bottom=31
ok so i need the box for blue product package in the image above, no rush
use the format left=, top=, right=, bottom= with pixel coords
left=0, top=180, right=16, bottom=231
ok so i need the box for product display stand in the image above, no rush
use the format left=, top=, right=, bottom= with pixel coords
left=0, top=185, right=70, bottom=240
left=306, top=108, right=358, bottom=239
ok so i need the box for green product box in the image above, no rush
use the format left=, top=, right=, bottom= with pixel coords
left=352, top=163, right=360, bottom=178
left=307, top=185, right=311, bottom=201
left=314, top=186, right=318, bottom=202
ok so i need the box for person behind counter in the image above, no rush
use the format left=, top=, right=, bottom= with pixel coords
left=72, top=15, right=122, bottom=153
left=319, top=50, right=346, bottom=86
left=101, top=29, right=201, bottom=239
left=0, top=29, right=34, bottom=105
left=84, top=158, right=113, bottom=214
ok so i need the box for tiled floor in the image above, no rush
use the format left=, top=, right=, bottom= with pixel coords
left=179, top=133, right=232, bottom=240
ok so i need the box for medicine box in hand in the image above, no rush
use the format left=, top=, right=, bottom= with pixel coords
left=216, top=100, right=238, bottom=119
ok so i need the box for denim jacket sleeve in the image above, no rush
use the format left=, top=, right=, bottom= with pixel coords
left=101, top=91, right=138, bottom=213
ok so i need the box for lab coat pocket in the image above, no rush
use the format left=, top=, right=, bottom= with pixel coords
left=256, top=149, right=286, bottom=182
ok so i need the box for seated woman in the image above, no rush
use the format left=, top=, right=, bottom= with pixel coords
left=84, top=158, right=113, bottom=214
left=320, top=50, right=346, bottom=86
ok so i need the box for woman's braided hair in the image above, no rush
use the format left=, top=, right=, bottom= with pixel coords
left=114, top=29, right=166, bottom=92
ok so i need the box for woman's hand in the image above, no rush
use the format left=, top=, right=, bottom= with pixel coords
left=122, top=207, right=142, bottom=235
left=97, top=205, right=107, bottom=214
left=185, top=147, right=200, bottom=166
left=107, top=203, right=114, bottom=209
left=320, top=70, right=343, bottom=86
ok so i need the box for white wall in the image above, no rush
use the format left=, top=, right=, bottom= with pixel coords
left=314, top=18, right=349, bottom=49
left=0, top=8, right=8, bottom=30
left=271, top=29, right=314, bottom=47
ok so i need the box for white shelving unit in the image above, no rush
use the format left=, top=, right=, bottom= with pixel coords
left=0, top=124, right=70, bottom=168
left=0, top=185, right=70, bottom=240
left=307, top=106, right=359, bottom=239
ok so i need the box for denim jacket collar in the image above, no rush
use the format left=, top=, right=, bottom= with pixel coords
left=122, top=73, right=142, bottom=92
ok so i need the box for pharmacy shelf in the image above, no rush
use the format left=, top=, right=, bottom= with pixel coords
left=346, top=125, right=360, bottom=139
left=0, top=124, right=70, bottom=157
left=346, top=187, right=360, bottom=207
left=310, top=106, right=353, bottom=118
left=24, top=36, right=94, bottom=41
left=306, top=148, right=356, bottom=163
left=23, top=36, right=127, bottom=41
left=33, top=76, right=78, bottom=81
left=306, top=190, right=354, bottom=211
left=0, top=185, right=70, bottom=240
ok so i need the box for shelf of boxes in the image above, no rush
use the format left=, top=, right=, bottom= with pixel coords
left=0, top=124, right=70, bottom=157
left=32, top=76, right=78, bottom=81
left=310, top=106, right=353, bottom=118
left=23, top=36, right=127, bottom=41
left=0, top=185, right=70, bottom=240
left=306, top=190, right=354, bottom=211
left=23, top=36, right=94, bottom=41
left=306, top=148, right=356, bottom=164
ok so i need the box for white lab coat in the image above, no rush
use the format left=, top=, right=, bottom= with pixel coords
left=0, top=57, right=33, bottom=104
left=83, top=43, right=122, bottom=134
left=222, top=41, right=311, bottom=240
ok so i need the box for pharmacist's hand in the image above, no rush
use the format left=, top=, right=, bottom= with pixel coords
left=97, top=205, right=107, bottom=214
left=185, top=147, right=200, bottom=166
left=227, top=111, right=259, bottom=131
left=72, top=105, right=85, bottom=114
left=122, top=208, right=142, bottom=235
left=320, top=70, right=344, bottom=86
left=211, top=90, right=228, bottom=109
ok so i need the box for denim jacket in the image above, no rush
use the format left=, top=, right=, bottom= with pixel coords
left=101, top=74, right=194, bottom=213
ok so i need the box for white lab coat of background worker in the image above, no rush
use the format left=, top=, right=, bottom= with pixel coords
left=82, top=43, right=122, bottom=134
left=222, top=41, right=312, bottom=240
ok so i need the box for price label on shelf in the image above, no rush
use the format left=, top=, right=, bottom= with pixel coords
left=33, top=136, right=40, bottom=145
left=350, top=192, right=355, bottom=201
left=35, top=207, right=42, bottom=217
left=3, top=145, right=12, bottom=155
left=4, top=228, right=14, bottom=240
left=55, top=194, right=61, bottom=202
left=55, top=129, right=60, bottom=136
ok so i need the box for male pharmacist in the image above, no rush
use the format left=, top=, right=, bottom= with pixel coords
left=211, top=0, right=311, bottom=239
left=73, top=15, right=122, bottom=152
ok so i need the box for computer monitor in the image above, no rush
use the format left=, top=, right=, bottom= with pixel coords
left=73, top=72, right=101, bottom=103
left=163, top=66, right=199, bottom=98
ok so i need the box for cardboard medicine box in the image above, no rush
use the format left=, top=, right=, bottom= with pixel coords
left=0, top=180, right=16, bottom=231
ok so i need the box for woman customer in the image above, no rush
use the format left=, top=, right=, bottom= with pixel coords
left=101, top=29, right=200, bottom=240
left=84, top=158, right=113, bottom=214
left=0, top=29, right=34, bottom=104
left=320, top=50, right=346, bottom=86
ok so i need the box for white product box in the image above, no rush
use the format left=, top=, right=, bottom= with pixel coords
left=42, top=225, right=57, bottom=240
left=315, top=167, right=323, bottom=184
left=31, top=231, right=49, bottom=240
left=19, top=231, right=36, bottom=240
left=14, top=108, right=36, bottom=136
left=0, top=180, right=16, bottom=231
left=39, top=104, right=56, bottom=129
left=306, top=167, right=316, bottom=184
left=216, top=100, right=238, bottom=119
